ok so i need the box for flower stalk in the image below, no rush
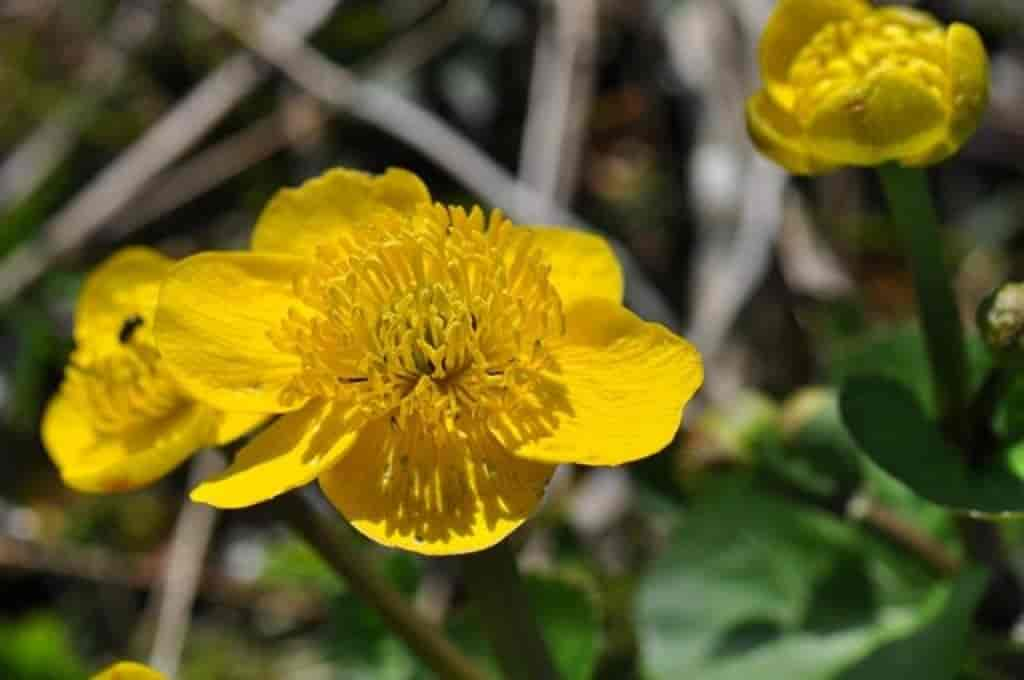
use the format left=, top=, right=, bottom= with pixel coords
left=270, top=488, right=489, bottom=680
left=877, top=164, right=970, bottom=442
left=462, top=540, right=561, bottom=680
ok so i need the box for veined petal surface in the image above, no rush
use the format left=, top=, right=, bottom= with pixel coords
left=498, top=299, right=703, bottom=466
left=43, top=393, right=215, bottom=493
left=512, top=226, right=624, bottom=306
left=251, top=167, right=431, bottom=256
left=213, top=411, right=269, bottom=445
left=319, top=418, right=555, bottom=555
left=155, top=252, right=310, bottom=413
left=75, top=246, right=171, bottom=353
left=191, top=400, right=357, bottom=508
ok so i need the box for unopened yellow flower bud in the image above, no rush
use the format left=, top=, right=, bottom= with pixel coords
left=978, top=282, right=1024, bottom=363
left=746, top=0, right=989, bottom=174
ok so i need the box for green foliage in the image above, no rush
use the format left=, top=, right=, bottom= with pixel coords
left=451, top=574, right=603, bottom=680
left=318, top=567, right=601, bottom=680
left=0, top=613, right=88, bottom=680
left=829, top=324, right=991, bottom=418
left=841, top=376, right=1024, bottom=515
left=260, top=539, right=345, bottom=597
left=636, top=482, right=985, bottom=680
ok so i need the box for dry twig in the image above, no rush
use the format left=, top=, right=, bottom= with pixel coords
left=147, top=452, right=225, bottom=678
left=185, top=0, right=681, bottom=330
left=0, top=0, right=343, bottom=305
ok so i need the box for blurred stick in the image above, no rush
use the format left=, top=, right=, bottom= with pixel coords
left=517, top=0, right=597, bottom=207
left=0, top=0, right=344, bottom=305
left=271, top=488, right=488, bottom=680
left=663, top=0, right=786, bottom=360
left=186, top=0, right=682, bottom=330
left=0, top=531, right=324, bottom=623
left=0, top=0, right=163, bottom=212
left=688, top=156, right=786, bottom=353
left=112, top=0, right=482, bottom=238
left=112, top=98, right=325, bottom=238
left=846, top=493, right=962, bottom=577
left=147, top=451, right=224, bottom=678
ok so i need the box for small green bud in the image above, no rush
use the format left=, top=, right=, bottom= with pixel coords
left=979, top=282, right=1024, bottom=361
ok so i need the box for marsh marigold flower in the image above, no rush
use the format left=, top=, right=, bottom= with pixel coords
left=92, top=662, right=166, bottom=680
left=746, top=0, right=989, bottom=174
left=153, top=168, right=703, bottom=554
left=42, top=248, right=263, bottom=493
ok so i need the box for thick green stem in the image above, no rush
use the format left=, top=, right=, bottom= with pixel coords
left=878, top=164, right=970, bottom=442
left=271, top=490, right=489, bottom=680
left=462, top=541, right=561, bottom=680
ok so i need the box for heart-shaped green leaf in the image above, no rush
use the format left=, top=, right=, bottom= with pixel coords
left=839, top=375, right=1024, bottom=515
left=636, top=481, right=979, bottom=680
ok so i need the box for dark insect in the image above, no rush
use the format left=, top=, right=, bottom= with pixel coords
left=119, top=315, right=145, bottom=344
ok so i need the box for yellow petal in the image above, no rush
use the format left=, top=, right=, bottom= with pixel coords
left=92, top=661, right=167, bottom=680
left=320, top=419, right=555, bottom=555
left=945, top=23, right=989, bottom=151
left=758, top=0, right=870, bottom=109
left=191, top=400, right=357, bottom=508
left=746, top=91, right=835, bottom=175
left=251, top=167, right=431, bottom=256
left=155, top=252, right=309, bottom=413
left=805, top=68, right=949, bottom=166
left=213, top=410, right=269, bottom=446
left=75, top=247, right=172, bottom=353
left=42, top=393, right=214, bottom=493
left=511, top=226, right=624, bottom=306
left=497, top=299, right=703, bottom=466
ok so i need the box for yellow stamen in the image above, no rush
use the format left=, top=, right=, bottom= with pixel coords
left=270, top=204, right=565, bottom=446
left=64, top=339, right=184, bottom=434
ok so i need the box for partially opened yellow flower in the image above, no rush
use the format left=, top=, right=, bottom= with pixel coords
left=42, top=247, right=263, bottom=493
left=154, top=168, right=703, bottom=555
left=92, top=661, right=166, bottom=680
left=747, top=0, right=989, bottom=174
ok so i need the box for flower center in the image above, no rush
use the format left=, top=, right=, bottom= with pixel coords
left=65, top=320, right=185, bottom=434
left=788, top=9, right=947, bottom=124
left=273, top=204, right=565, bottom=444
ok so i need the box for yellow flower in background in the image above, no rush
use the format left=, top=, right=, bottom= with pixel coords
left=154, top=168, right=703, bottom=555
left=746, top=0, right=989, bottom=174
left=92, top=661, right=166, bottom=680
left=42, top=248, right=263, bottom=493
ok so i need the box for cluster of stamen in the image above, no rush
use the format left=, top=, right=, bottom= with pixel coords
left=271, top=204, right=565, bottom=446
left=64, top=328, right=184, bottom=434
left=788, top=9, right=948, bottom=124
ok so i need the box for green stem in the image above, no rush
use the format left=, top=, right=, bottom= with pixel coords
left=271, top=490, right=489, bottom=680
left=877, top=164, right=970, bottom=442
left=462, top=540, right=561, bottom=680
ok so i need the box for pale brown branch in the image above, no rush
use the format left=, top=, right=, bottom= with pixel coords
left=186, top=0, right=682, bottom=330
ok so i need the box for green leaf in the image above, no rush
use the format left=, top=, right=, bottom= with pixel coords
left=320, top=566, right=600, bottom=680
left=0, top=613, right=87, bottom=680
left=840, top=376, right=1024, bottom=515
left=839, top=569, right=988, bottom=680
left=447, top=574, right=602, bottom=680
left=829, top=324, right=990, bottom=418
left=993, top=374, right=1024, bottom=444
left=636, top=482, right=969, bottom=680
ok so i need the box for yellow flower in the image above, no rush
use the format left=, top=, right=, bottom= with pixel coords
left=153, top=168, right=703, bottom=555
left=746, top=0, right=989, bottom=174
left=92, top=661, right=166, bottom=680
left=42, top=248, right=264, bottom=493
